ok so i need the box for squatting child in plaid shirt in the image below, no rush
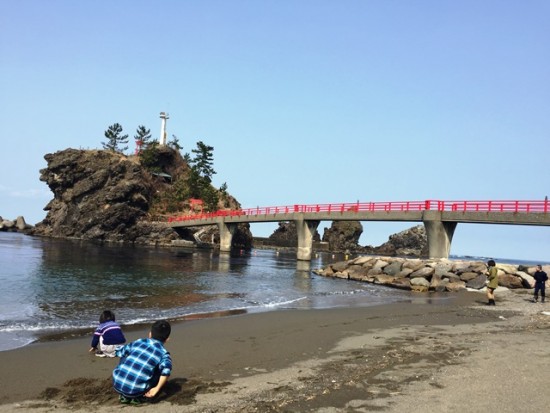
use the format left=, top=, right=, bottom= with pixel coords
left=112, top=320, right=172, bottom=404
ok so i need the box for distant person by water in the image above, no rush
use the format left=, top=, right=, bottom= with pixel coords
left=89, top=310, right=126, bottom=357
left=486, top=259, right=498, bottom=305
left=533, top=265, right=548, bottom=303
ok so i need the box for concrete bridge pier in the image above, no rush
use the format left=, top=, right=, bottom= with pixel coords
left=295, top=219, right=320, bottom=261
left=423, top=217, right=457, bottom=259
left=217, top=221, right=237, bottom=253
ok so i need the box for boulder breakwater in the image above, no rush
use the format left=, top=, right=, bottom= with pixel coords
left=0, top=216, right=32, bottom=232
left=313, top=256, right=548, bottom=292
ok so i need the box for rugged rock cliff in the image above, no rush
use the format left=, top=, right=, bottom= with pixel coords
left=31, top=148, right=170, bottom=242
left=268, top=221, right=321, bottom=247
left=31, top=148, right=252, bottom=247
left=363, top=225, right=428, bottom=257
left=265, top=220, right=428, bottom=257
left=322, top=221, right=363, bottom=252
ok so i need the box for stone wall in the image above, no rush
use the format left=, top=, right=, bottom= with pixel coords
left=313, top=256, right=549, bottom=293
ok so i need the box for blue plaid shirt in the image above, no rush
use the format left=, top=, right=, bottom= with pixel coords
left=112, top=338, right=172, bottom=397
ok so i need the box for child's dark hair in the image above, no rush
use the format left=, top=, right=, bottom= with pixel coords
left=487, top=259, right=496, bottom=267
left=151, top=320, right=171, bottom=342
left=100, top=310, right=115, bottom=323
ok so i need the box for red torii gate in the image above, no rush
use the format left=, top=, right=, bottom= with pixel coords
left=189, top=198, right=203, bottom=213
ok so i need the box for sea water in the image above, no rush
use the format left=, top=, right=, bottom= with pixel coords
left=0, top=232, right=412, bottom=351
left=0, top=232, right=544, bottom=352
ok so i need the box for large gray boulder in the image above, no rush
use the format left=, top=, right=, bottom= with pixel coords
left=1, top=220, right=15, bottom=229
left=410, top=267, right=434, bottom=279
left=498, top=274, right=524, bottom=289
left=430, top=274, right=449, bottom=292
left=383, top=261, right=403, bottom=276
left=516, top=271, right=535, bottom=288
left=466, top=274, right=487, bottom=289
left=15, top=216, right=27, bottom=230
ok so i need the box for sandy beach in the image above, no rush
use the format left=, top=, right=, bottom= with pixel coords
left=1, top=287, right=549, bottom=412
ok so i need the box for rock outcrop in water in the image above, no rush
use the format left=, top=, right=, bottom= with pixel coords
left=322, top=221, right=363, bottom=252
left=362, top=225, right=428, bottom=257
left=32, top=149, right=160, bottom=242
left=267, top=221, right=321, bottom=247
left=264, top=221, right=428, bottom=257
left=320, top=222, right=428, bottom=256
left=30, top=147, right=252, bottom=247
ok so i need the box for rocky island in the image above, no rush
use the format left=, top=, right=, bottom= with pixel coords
left=29, top=147, right=253, bottom=247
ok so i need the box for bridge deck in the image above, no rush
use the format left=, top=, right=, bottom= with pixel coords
left=167, top=200, right=550, bottom=228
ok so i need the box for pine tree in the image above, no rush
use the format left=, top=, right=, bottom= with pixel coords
left=219, top=182, right=229, bottom=207
left=190, top=141, right=216, bottom=183
left=139, top=141, right=161, bottom=172
left=102, top=123, right=129, bottom=153
left=169, top=134, right=183, bottom=151
left=134, top=125, right=152, bottom=148
left=185, top=168, right=219, bottom=212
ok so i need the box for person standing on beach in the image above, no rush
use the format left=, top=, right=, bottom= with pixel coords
left=533, top=265, right=548, bottom=303
left=486, top=259, right=498, bottom=305
left=89, top=310, right=126, bottom=357
left=112, top=320, right=172, bottom=405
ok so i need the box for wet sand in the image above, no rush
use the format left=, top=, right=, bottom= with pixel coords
left=1, top=287, right=549, bottom=412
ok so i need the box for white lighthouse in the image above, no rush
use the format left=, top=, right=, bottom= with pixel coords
left=159, top=112, right=169, bottom=146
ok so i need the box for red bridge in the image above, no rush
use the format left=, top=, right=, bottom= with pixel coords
left=169, top=199, right=549, bottom=222
left=166, top=199, right=550, bottom=261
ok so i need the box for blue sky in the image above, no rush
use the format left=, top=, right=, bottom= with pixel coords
left=1, top=0, right=548, bottom=261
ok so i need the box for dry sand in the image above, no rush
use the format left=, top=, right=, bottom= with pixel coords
left=1, top=287, right=549, bottom=412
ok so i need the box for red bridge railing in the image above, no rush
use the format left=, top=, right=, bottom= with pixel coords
left=167, top=200, right=549, bottom=223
